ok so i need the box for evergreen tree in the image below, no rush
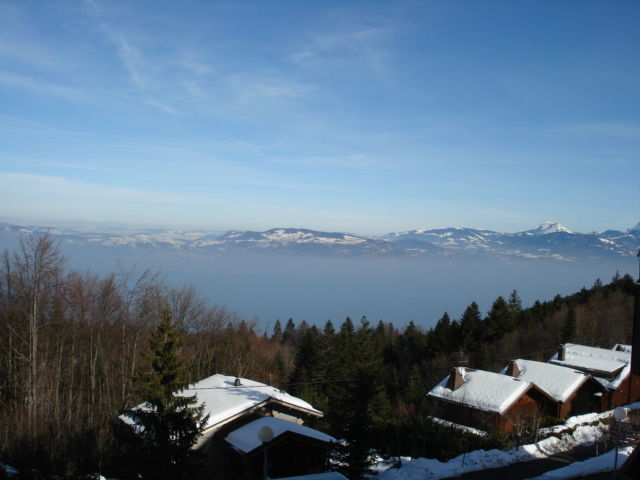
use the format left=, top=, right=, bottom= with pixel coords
left=375, top=320, right=387, bottom=337
left=323, top=319, right=336, bottom=337
left=282, top=318, right=296, bottom=345
left=121, top=311, right=208, bottom=480
left=508, top=289, right=522, bottom=313
left=485, top=296, right=511, bottom=341
left=289, top=326, right=327, bottom=408
left=272, top=319, right=283, bottom=342
left=459, top=302, right=483, bottom=352
left=431, top=312, right=452, bottom=354
left=329, top=317, right=386, bottom=479
left=340, top=316, right=355, bottom=338
left=561, top=305, right=577, bottom=344
left=404, top=365, right=425, bottom=409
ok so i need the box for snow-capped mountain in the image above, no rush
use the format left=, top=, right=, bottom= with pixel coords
left=0, top=224, right=399, bottom=257
left=523, top=221, right=572, bottom=235
left=211, top=228, right=400, bottom=255
left=381, top=222, right=640, bottom=261
left=0, top=221, right=638, bottom=261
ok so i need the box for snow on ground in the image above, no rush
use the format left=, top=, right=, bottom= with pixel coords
left=377, top=401, right=640, bottom=479
left=530, top=446, right=633, bottom=479
left=427, top=416, right=488, bottom=437
left=376, top=414, right=614, bottom=479
left=376, top=423, right=606, bottom=480
left=0, top=463, right=18, bottom=478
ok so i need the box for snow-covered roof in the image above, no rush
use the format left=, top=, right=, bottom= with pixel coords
left=427, top=368, right=532, bottom=414
left=500, top=359, right=590, bottom=403
left=181, top=374, right=322, bottom=431
left=613, top=344, right=632, bottom=353
left=548, top=344, right=631, bottom=390
left=273, top=473, right=348, bottom=480
left=224, top=416, right=335, bottom=454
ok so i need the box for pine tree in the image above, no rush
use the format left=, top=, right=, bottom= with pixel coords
left=561, top=305, right=577, bottom=344
left=459, top=302, right=483, bottom=352
left=431, top=312, right=452, bottom=354
left=485, top=296, right=511, bottom=341
left=323, top=319, right=336, bottom=337
left=289, top=326, right=326, bottom=408
left=282, top=318, right=296, bottom=345
left=508, top=289, right=522, bottom=313
left=272, top=319, right=283, bottom=342
left=328, top=317, right=386, bottom=480
left=121, top=311, right=208, bottom=480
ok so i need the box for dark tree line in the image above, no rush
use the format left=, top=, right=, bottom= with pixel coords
left=0, top=235, right=636, bottom=479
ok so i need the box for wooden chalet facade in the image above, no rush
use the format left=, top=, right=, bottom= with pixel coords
left=189, top=374, right=335, bottom=480
left=427, top=367, right=551, bottom=434
left=222, top=417, right=335, bottom=479
left=502, top=359, right=604, bottom=419
left=549, top=343, right=640, bottom=411
left=123, top=373, right=335, bottom=480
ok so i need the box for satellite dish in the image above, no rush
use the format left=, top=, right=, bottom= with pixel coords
left=257, top=425, right=274, bottom=443
left=613, top=406, right=628, bottom=421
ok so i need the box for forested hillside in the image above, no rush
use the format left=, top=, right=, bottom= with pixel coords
left=0, top=235, right=635, bottom=478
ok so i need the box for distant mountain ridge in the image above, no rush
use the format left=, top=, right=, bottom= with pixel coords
left=0, top=221, right=638, bottom=262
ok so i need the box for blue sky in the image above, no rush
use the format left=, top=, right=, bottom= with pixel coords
left=0, top=0, right=638, bottom=235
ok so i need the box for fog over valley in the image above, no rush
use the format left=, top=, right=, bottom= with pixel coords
left=1, top=223, right=634, bottom=329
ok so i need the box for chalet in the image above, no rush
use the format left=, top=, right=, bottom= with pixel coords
left=501, top=359, right=603, bottom=419
left=427, top=367, right=550, bottom=433
left=124, top=373, right=335, bottom=479
left=549, top=343, right=640, bottom=410
left=223, top=416, right=335, bottom=479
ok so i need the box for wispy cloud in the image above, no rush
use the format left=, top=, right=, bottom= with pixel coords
left=0, top=173, right=200, bottom=204
left=242, top=179, right=350, bottom=192
left=87, top=7, right=181, bottom=115
left=180, top=52, right=214, bottom=76
left=228, top=73, right=311, bottom=104
left=0, top=72, right=89, bottom=102
left=271, top=154, right=382, bottom=170
left=548, top=121, right=640, bottom=139
left=115, top=35, right=145, bottom=89
left=0, top=39, right=66, bottom=71
left=291, top=25, right=394, bottom=79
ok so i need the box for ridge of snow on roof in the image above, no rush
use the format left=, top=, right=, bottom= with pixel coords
left=549, top=343, right=630, bottom=373
left=500, top=359, right=589, bottom=403
left=613, top=344, right=632, bottom=353
left=180, top=374, right=322, bottom=430
left=428, top=368, right=531, bottom=414
left=224, top=416, right=335, bottom=454
left=548, top=344, right=631, bottom=390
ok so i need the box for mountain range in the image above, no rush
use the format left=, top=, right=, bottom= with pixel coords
left=1, top=221, right=639, bottom=262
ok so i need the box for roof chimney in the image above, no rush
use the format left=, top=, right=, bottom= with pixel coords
left=558, top=344, right=566, bottom=361
left=506, top=360, right=521, bottom=377
left=234, top=377, right=242, bottom=387
left=446, top=367, right=465, bottom=391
